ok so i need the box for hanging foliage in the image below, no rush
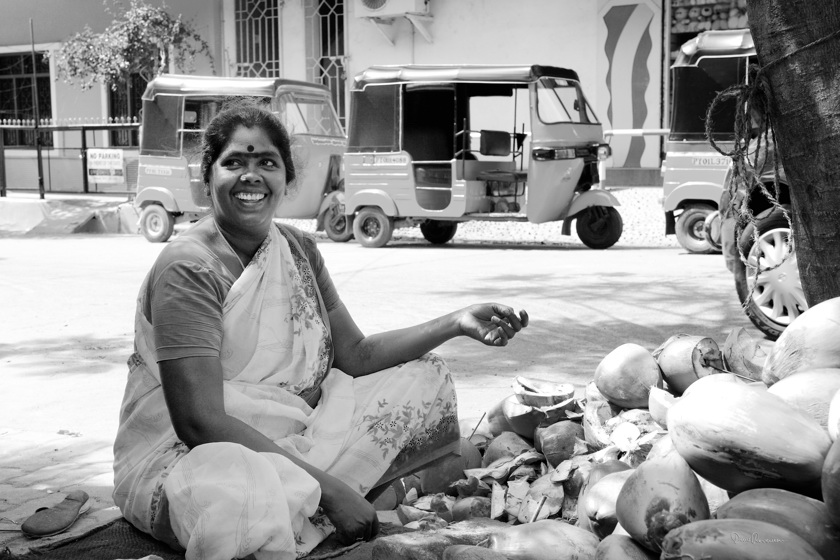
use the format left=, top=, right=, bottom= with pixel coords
left=50, top=0, right=214, bottom=90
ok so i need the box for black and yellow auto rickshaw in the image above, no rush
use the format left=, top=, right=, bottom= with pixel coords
left=134, top=74, right=349, bottom=242
left=340, top=64, right=619, bottom=248
left=661, top=29, right=753, bottom=253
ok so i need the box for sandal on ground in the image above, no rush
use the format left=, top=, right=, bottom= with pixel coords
left=20, top=490, right=90, bottom=538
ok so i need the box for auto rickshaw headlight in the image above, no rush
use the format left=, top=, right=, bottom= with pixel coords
left=532, top=148, right=576, bottom=161
left=597, top=144, right=612, bottom=161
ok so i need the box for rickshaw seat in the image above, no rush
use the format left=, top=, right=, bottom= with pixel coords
left=479, top=130, right=512, bottom=157
left=476, top=130, right=527, bottom=193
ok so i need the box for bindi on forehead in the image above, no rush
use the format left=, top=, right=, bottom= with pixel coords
left=247, top=145, right=254, bottom=152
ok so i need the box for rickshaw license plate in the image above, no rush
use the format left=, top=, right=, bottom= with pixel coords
left=692, top=156, right=729, bottom=167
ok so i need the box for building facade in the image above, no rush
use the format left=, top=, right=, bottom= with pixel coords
left=0, top=0, right=748, bottom=192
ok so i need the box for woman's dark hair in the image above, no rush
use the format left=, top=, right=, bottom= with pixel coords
left=200, top=99, right=296, bottom=187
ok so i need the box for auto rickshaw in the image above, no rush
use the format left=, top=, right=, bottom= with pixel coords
left=661, top=29, right=754, bottom=253
left=134, top=74, right=350, bottom=243
left=341, top=64, right=619, bottom=248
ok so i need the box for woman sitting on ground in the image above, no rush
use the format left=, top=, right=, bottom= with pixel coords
left=112, top=101, right=528, bottom=560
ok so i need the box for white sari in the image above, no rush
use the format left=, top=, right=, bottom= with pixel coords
left=113, top=223, right=459, bottom=560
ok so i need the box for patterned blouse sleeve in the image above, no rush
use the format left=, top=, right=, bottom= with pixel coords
left=299, top=234, right=344, bottom=312
left=148, top=260, right=228, bottom=362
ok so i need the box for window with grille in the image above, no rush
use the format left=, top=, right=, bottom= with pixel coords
left=109, top=74, right=147, bottom=147
left=232, top=0, right=347, bottom=128
left=235, top=0, right=282, bottom=77
left=305, top=0, right=347, bottom=128
left=0, top=53, right=53, bottom=148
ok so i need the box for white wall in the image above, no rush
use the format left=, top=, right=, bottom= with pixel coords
left=346, top=0, right=603, bottom=109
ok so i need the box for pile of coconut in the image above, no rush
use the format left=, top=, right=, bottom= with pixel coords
left=386, top=297, right=840, bottom=559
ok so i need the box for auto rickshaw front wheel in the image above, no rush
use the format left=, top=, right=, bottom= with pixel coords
left=353, top=207, right=394, bottom=248
left=139, top=204, right=175, bottom=243
left=576, top=206, right=623, bottom=249
left=675, top=203, right=717, bottom=254
left=420, top=220, right=458, bottom=245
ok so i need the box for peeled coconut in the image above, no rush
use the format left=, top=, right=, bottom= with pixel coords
left=667, top=373, right=832, bottom=494
left=486, top=396, right=515, bottom=436
left=534, top=421, right=585, bottom=468
left=762, top=296, right=840, bottom=386
left=716, top=487, right=840, bottom=560
left=723, top=327, right=767, bottom=381
left=653, top=334, right=723, bottom=394
left=578, top=469, right=635, bottom=539
left=594, top=343, right=663, bottom=409
left=575, top=460, right=631, bottom=533
left=487, top=519, right=600, bottom=560
left=443, top=545, right=508, bottom=560
left=615, top=449, right=710, bottom=552
left=418, top=437, right=482, bottom=495
left=481, top=431, right=533, bottom=468
left=596, top=534, right=657, bottom=560
left=767, top=368, right=840, bottom=430
left=660, top=519, right=822, bottom=560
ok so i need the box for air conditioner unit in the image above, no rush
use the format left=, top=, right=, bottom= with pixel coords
left=354, top=0, right=430, bottom=18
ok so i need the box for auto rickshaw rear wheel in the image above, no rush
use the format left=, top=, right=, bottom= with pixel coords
left=675, top=203, right=717, bottom=254
left=576, top=206, right=622, bottom=250
left=140, top=204, right=175, bottom=243
left=353, top=207, right=394, bottom=248
left=323, top=200, right=354, bottom=243
left=420, top=220, right=458, bottom=245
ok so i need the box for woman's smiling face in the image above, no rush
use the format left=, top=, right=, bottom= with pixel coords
left=209, top=125, right=287, bottom=238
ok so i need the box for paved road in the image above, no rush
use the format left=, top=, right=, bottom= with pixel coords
left=0, top=231, right=762, bottom=552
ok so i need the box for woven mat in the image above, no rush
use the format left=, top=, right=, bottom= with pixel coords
left=0, top=519, right=409, bottom=560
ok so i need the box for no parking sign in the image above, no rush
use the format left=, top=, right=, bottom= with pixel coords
left=87, top=149, right=125, bottom=184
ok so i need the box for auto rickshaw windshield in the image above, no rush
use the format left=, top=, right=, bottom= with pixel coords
left=276, top=92, right=344, bottom=137
left=536, top=77, right=596, bottom=124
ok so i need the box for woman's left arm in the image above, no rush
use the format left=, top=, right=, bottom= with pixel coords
left=328, top=303, right=529, bottom=377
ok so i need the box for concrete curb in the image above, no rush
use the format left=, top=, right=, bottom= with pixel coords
left=0, top=196, right=139, bottom=236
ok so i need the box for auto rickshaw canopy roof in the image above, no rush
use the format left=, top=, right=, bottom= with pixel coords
left=673, top=29, right=755, bottom=67
left=351, top=64, right=581, bottom=90
left=141, top=73, right=331, bottom=101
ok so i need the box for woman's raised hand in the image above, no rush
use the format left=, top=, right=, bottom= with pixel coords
left=458, top=304, right=529, bottom=346
left=319, top=476, right=380, bottom=545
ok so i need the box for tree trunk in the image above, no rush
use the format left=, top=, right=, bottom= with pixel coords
left=746, top=0, right=840, bottom=305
